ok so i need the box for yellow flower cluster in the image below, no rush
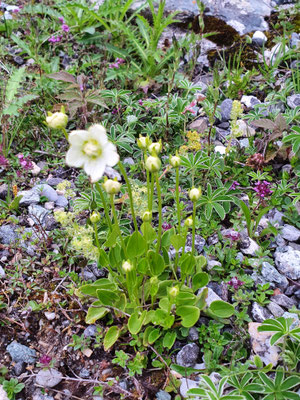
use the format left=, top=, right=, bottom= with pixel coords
left=56, top=180, right=75, bottom=198
left=179, top=131, right=202, bottom=154
left=130, top=183, right=148, bottom=217
left=54, top=211, right=98, bottom=261
left=230, top=100, right=244, bottom=138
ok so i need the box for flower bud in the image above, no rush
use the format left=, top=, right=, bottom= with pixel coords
left=103, top=179, right=121, bottom=195
left=148, top=140, right=162, bottom=155
left=184, top=216, right=193, bottom=227
left=145, top=156, right=161, bottom=173
left=142, top=210, right=152, bottom=222
left=90, top=211, right=101, bottom=224
left=189, top=187, right=201, bottom=202
left=46, top=111, right=68, bottom=129
left=137, top=136, right=151, bottom=150
left=170, top=154, right=181, bottom=168
left=122, top=260, right=133, bottom=272
left=169, top=286, right=179, bottom=297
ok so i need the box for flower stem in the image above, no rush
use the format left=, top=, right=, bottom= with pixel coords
left=110, top=194, right=127, bottom=258
left=93, top=222, right=117, bottom=279
left=95, top=182, right=112, bottom=231
left=192, top=201, right=197, bottom=256
left=144, top=150, right=151, bottom=209
left=175, top=166, right=181, bottom=234
left=118, top=161, right=138, bottom=233
left=150, top=172, right=155, bottom=211
left=155, top=173, right=162, bottom=254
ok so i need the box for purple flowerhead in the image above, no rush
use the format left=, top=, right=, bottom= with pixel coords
left=17, top=154, right=33, bottom=170
left=230, top=181, right=239, bottom=190
left=224, top=230, right=240, bottom=241
left=227, top=276, right=244, bottom=290
left=0, top=154, right=9, bottom=167
left=162, top=222, right=172, bottom=231
left=116, top=58, right=125, bottom=65
left=58, top=17, right=64, bottom=24
left=39, top=354, right=52, bottom=366
left=138, top=99, right=143, bottom=106
left=109, top=62, right=119, bottom=69
left=49, top=35, right=62, bottom=43
left=253, top=180, right=273, bottom=199
left=62, top=24, right=70, bottom=33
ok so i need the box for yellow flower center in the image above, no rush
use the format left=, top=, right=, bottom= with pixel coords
left=83, top=139, right=102, bottom=158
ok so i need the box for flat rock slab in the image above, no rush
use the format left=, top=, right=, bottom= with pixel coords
left=131, top=0, right=274, bottom=34
left=248, top=322, right=280, bottom=366
left=36, top=368, right=63, bottom=388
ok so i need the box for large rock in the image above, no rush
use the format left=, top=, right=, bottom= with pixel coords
left=36, top=368, right=63, bottom=388
left=0, top=225, right=18, bottom=244
left=19, top=188, right=40, bottom=206
left=248, top=322, right=280, bottom=366
left=34, top=184, right=58, bottom=202
left=0, top=385, right=9, bottom=400
left=251, top=261, right=289, bottom=290
left=198, top=287, right=221, bottom=306
left=281, top=224, right=300, bottom=242
left=6, top=341, right=37, bottom=364
left=130, top=0, right=272, bottom=34
left=271, top=294, right=297, bottom=309
left=275, top=246, right=300, bottom=280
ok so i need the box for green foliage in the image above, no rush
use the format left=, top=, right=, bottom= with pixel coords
left=2, top=378, right=24, bottom=400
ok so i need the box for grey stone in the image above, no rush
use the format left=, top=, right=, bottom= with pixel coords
left=55, top=195, right=68, bottom=208
left=236, top=252, right=244, bottom=262
left=6, top=341, right=37, bottom=364
left=261, top=261, right=288, bottom=290
left=287, top=94, right=300, bottom=109
left=82, top=268, right=97, bottom=282
left=123, top=157, right=134, bottom=165
left=35, top=184, right=58, bottom=202
left=87, top=262, right=106, bottom=278
left=239, top=138, right=249, bottom=148
left=198, top=287, right=221, bottom=306
left=0, top=183, right=8, bottom=199
left=0, top=225, right=18, bottom=244
left=79, top=368, right=90, bottom=378
left=83, top=325, right=98, bottom=338
left=275, top=246, right=300, bottom=280
left=28, top=205, right=50, bottom=226
left=252, top=30, right=267, bottom=46
left=271, top=294, right=297, bottom=309
left=156, top=390, right=171, bottom=400
left=0, top=384, right=9, bottom=400
left=180, top=378, right=199, bottom=398
left=267, top=301, right=285, bottom=317
left=275, top=234, right=286, bottom=248
left=44, top=312, right=56, bottom=321
left=240, top=237, right=260, bottom=256
left=281, top=224, right=300, bottom=242
left=220, top=99, right=233, bottom=121
left=267, top=43, right=289, bottom=65
left=176, top=343, right=199, bottom=367
left=0, top=266, right=5, bottom=278
left=249, top=322, right=280, bottom=366
left=104, top=166, right=121, bottom=181
left=267, top=209, right=285, bottom=226
left=46, top=177, right=63, bottom=186
left=208, top=281, right=228, bottom=301
left=290, top=32, right=300, bottom=49
left=188, top=327, right=199, bottom=341
left=241, top=95, right=261, bottom=109
left=19, top=188, right=40, bottom=206
left=285, top=285, right=297, bottom=296
left=36, top=368, right=63, bottom=388
left=207, top=233, right=219, bottom=246
left=13, top=362, right=25, bottom=376
left=252, top=302, right=270, bottom=322
left=32, top=389, right=54, bottom=400
left=14, top=55, right=24, bottom=65
left=207, top=259, right=222, bottom=271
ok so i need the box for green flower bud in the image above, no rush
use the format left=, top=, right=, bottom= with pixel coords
left=145, top=156, right=161, bottom=173
left=122, top=260, right=133, bottom=272
left=103, top=179, right=121, bottom=195
left=46, top=111, right=68, bottom=129
left=170, top=154, right=181, bottom=168
left=148, top=140, right=162, bottom=155
left=189, top=187, right=201, bottom=202
left=184, top=216, right=193, bottom=227
left=169, top=286, right=179, bottom=297
left=90, top=211, right=101, bottom=224
left=137, top=136, right=151, bottom=150
left=142, top=210, right=152, bottom=222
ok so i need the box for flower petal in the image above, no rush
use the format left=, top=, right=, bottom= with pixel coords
left=68, top=130, right=88, bottom=146
left=84, top=158, right=106, bottom=182
left=88, top=124, right=108, bottom=145
left=103, top=142, right=119, bottom=167
left=66, top=147, right=85, bottom=167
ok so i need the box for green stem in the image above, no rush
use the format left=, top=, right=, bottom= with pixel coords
left=150, top=172, right=155, bottom=211
left=95, top=182, right=112, bottom=231
left=156, top=173, right=162, bottom=254
left=61, top=127, right=68, bottom=141
left=118, top=161, right=138, bottom=233
left=144, top=150, right=151, bottom=209
left=93, top=222, right=118, bottom=280
left=192, top=201, right=197, bottom=256
left=175, top=166, right=181, bottom=234
left=110, top=194, right=127, bottom=258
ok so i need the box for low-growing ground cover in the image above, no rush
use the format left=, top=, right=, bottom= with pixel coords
left=0, top=0, right=300, bottom=399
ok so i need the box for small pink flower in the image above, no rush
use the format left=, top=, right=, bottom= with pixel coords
left=39, top=354, right=52, bottom=366
left=227, top=277, right=244, bottom=290
left=0, top=154, right=9, bottom=167
left=162, top=222, right=172, bottom=231
left=230, top=181, right=239, bottom=190
left=138, top=99, right=143, bottom=106
left=58, top=17, right=64, bottom=23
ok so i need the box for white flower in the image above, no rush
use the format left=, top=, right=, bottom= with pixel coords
left=46, top=112, right=68, bottom=129
left=214, top=145, right=226, bottom=155
left=137, top=136, right=151, bottom=150
left=148, top=141, right=162, bottom=155
left=170, top=155, right=181, bottom=167
left=66, top=124, right=119, bottom=183
left=122, top=261, right=133, bottom=272
left=126, top=115, right=138, bottom=124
